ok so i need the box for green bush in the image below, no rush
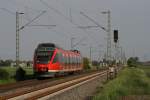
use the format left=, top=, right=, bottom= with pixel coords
left=127, top=57, right=139, bottom=67
left=83, top=57, right=91, bottom=69
left=0, top=68, right=9, bottom=79
left=15, top=67, right=26, bottom=81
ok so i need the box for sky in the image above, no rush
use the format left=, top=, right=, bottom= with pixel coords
left=0, top=0, right=150, bottom=61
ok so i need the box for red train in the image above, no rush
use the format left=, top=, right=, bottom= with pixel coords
left=33, top=43, right=83, bottom=77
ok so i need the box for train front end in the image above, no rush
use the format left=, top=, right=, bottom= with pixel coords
left=33, top=43, right=59, bottom=77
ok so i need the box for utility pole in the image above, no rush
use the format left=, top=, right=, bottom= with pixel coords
left=114, top=41, right=120, bottom=63
left=16, top=12, right=19, bottom=67
left=1, top=9, right=55, bottom=67
left=80, top=11, right=112, bottom=63
left=120, top=46, right=123, bottom=63
left=113, top=30, right=119, bottom=63
left=16, top=12, right=24, bottom=67
left=16, top=11, right=47, bottom=67
left=102, top=10, right=111, bottom=63
left=98, top=44, right=103, bottom=61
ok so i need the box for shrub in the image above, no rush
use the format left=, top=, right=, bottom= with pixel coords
left=15, top=67, right=26, bottom=81
left=93, top=68, right=150, bottom=100
left=0, top=68, right=9, bottom=79
left=127, top=57, right=139, bottom=67
left=83, top=57, right=91, bottom=69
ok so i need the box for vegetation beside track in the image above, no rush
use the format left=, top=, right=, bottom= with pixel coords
left=0, top=67, right=33, bottom=76
left=0, top=66, right=33, bottom=84
left=93, top=66, right=150, bottom=100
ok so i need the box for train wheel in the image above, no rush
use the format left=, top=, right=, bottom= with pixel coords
left=68, top=71, right=74, bottom=75
left=54, top=72, right=59, bottom=77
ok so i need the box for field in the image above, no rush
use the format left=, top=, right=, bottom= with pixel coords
left=0, top=66, right=33, bottom=76
left=93, top=66, right=150, bottom=100
left=0, top=66, right=33, bottom=84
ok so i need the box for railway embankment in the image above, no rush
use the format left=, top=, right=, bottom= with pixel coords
left=39, top=70, right=108, bottom=100
left=93, top=66, right=150, bottom=100
left=0, top=70, right=107, bottom=100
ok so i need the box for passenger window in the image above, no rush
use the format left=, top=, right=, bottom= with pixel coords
left=58, top=53, right=62, bottom=63
left=64, top=55, right=67, bottom=64
left=53, top=53, right=58, bottom=63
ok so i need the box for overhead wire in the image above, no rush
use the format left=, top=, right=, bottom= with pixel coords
left=40, top=0, right=101, bottom=45
left=4, top=0, right=101, bottom=45
left=3, top=0, right=103, bottom=49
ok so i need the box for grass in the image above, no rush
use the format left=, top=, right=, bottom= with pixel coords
left=0, top=79, right=16, bottom=84
left=0, top=66, right=33, bottom=85
left=0, top=66, right=33, bottom=76
left=93, top=66, right=150, bottom=100
left=140, top=66, right=150, bottom=78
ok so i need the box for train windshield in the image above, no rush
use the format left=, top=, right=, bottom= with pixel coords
left=36, top=51, right=54, bottom=64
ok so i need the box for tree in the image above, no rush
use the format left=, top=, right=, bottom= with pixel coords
left=127, top=57, right=139, bottom=67
left=0, top=59, right=13, bottom=66
left=5, top=59, right=12, bottom=66
left=0, top=68, right=9, bottom=79
left=92, top=60, right=99, bottom=66
left=83, top=57, right=91, bottom=69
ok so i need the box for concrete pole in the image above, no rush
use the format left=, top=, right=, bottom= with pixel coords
left=107, top=10, right=112, bottom=63
left=16, top=12, right=19, bottom=67
left=16, top=12, right=24, bottom=67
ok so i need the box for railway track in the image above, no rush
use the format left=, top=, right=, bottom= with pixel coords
left=0, top=79, right=49, bottom=93
left=0, top=70, right=96, bottom=93
left=0, top=69, right=107, bottom=100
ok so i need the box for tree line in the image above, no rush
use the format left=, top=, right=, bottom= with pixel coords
left=0, top=59, right=13, bottom=66
left=0, top=59, right=32, bottom=67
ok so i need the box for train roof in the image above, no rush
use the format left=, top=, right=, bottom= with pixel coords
left=71, top=49, right=80, bottom=54
left=37, top=43, right=62, bottom=49
left=37, top=43, right=81, bottom=54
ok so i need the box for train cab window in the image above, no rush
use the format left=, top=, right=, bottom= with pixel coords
left=36, top=51, right=53, bottom=64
